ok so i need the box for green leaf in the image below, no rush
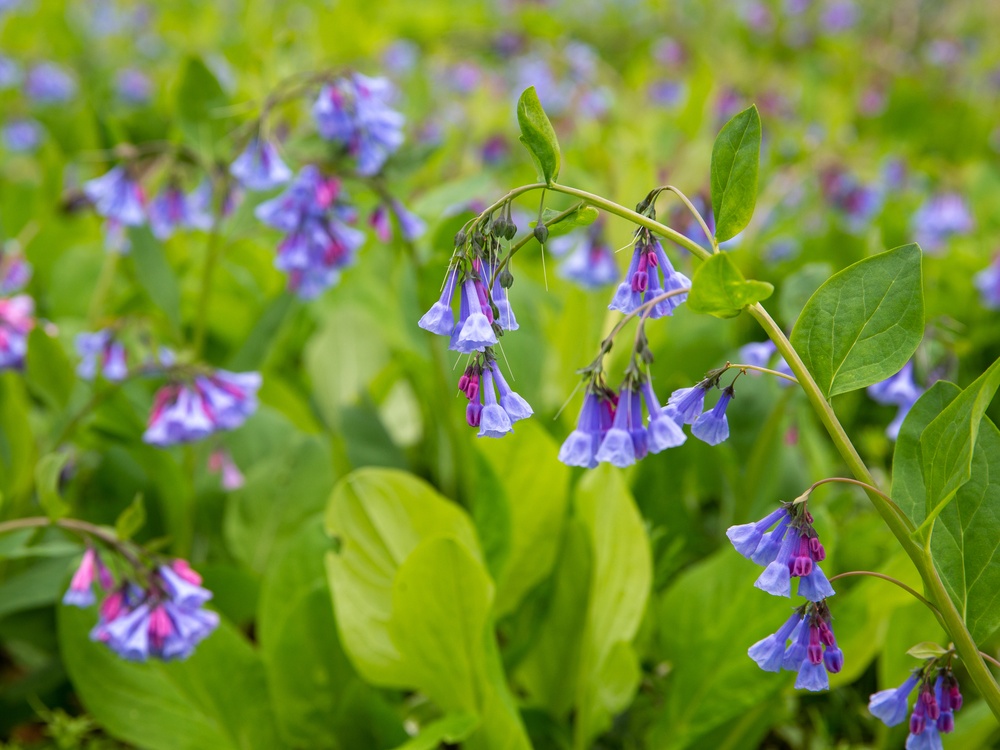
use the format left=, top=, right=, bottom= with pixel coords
left=516, top=87, right=561, bottom=185
left=130, top=226, right=181, bottom=332
left=891, top=381, right=1000, bottom=641
left=58, top=607, right=281, bottom=750
left=25, top=328, right=74, bottom=410
left=686, top=253, right=773, bottom=319
left=0, top=555, right=76, bottom=619
left=571, top=466, right=651, bottom=750
left=175, top=56, right=230, bottom=154
left=906, top=641, right=950, bottom=659
left=790, top=244, right=924, bottom=398
left=710, top=105, right=761, bottom=242
left=35, top=452, right=70, bottom=521
left=390, top=714, right=479, bottom=750
left=114, top=493, right=145, bottom=540
left=920, top=356, right=1000, bottom=523
left=530, top=206, right=599, bottom=238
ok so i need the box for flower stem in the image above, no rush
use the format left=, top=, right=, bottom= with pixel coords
left=0, top=516, right=143, bottom=569
left=828, top=570, right=939, bottom=615
left=725, top=362, right=799, bottom=384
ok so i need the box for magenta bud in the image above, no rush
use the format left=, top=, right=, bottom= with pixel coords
left=466, top=402, right=482, bottom=427
left=631, top=271, right=648, bottom=292
left=808, top=644, right=823, bottom=664
left=458, top=374, right=470, bottom=392
left=646, top=250, right=658, bottom=268
left=937, top=711, right=954, bottom=733
left=922, top=690, right=940, bottom=720
left=949, top=685, right=963, bottom=711
left=823, top=647, right=843, bottom=673
left=792, top=556, right=813, bottom=577
left=910, top=710, right=925, bottom=735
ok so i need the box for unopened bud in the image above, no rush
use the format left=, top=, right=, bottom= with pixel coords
left=533, top=225, right=548, bottom=244
left=498, top=268, right=514, bottom=289
left=454, top=230, right=467, bottom=247
left=503, top=220, right=517, bottom=240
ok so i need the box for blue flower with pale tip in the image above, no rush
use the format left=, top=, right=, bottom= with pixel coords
left=453, top=280, right=497, bottom=353
left=640, top=382, right=686, bottom=453
left=559, top=391, right=613, bottom=468
left=595, top=388, right=638, bottom=468
left=691, top=385, right=734, bottom=445
left=798, top=563, right=836, bottom=601
left=751, top=513, right=791, bottom=565
left=418, top=268, right=459, bottom=336
left=755, top=527, right=797, bottom=597
left=795, top=659, right=830, bottom=691
left=478, top=369, right=513, bottom=439
left=491, top=363, right=532, bottom=423
left=726, top=506, right=788, bottom=559
left=748, top=611, right=802, bottom=672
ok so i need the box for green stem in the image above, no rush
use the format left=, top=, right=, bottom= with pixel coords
left=530, top=181, right=1000, bottom=718
left=491, top=201, right=584, bottom=285
left=725, top=362, right=799, bottom=384
left=193, top=222, right=223, bottom=356
left=657, top=185, right=719, bottom=254
left=828, top=570, right=939, bottom=615
left=0, top=516, right=144, bottom=569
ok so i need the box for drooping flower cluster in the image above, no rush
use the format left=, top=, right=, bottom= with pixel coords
left=312, top=73, right=405, bottom=176
left=911, top=193, right=973, bottom=253
left=551, top=220, right=619, bottom=289
left=559, top=377, right=686, bottom=468
left=869, top=664, right=963, bottom=749
left=144, top=369, right=261, bottom=447
left=867, top=360, right=924, bottom=440
left=728, top=500, right=835, bottom=601
left=609, top=228, right=691, bottom=318
left=667, top=373, right=743, bottom=447
left=230, top=137, right=292, bottom=192
left=75, top=330, right=128, bottom=382
left=748, top=600, right=843, bottom=691
left=255, top=165, right=365, bottom=298
left=64, top=550, right=219, bottom=662
left=459, top=358, right=532, bottom=439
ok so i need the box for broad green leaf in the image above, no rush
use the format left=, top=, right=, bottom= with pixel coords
left=517, top=87, right=561, bottom=185
left=389, top=537, right=494, bottom=712
left=0, top=373, right=35, bottom=498
left=920, top=356, right=1000, bottom=522
left=530, top=206, right=599, bottom=238
left=25, top=328, right=74, bottom=410
left=906, top=641, right=950, bottom=659
left=710, top=105, right=761, bottom=242
left=324, top=468, right=482, bottom=685
left=130, top=227, right=181, bottom=331
left=892, top=381, right=1000, bottom=641
left=390, top=714, right=479, bottom=750
left=514, top=518, right=592, bottom=716
left=572, top=466, right=651, bottom=750
left=648, top=552, right=784, bottom=750
left=175, top=56, right=230, bottom=154
left=35, top=452, right=70, bottom=520
left=687, top=252, right=773, bottom=319
left=59, top=607, right=281, bottom=750
left=114, top=493, right=145, bottom=540
left=0, top=555, right=76, bottom=619
left=790, top=244, right=924, bottom=398
left=475, top=420, right=569, bottom=617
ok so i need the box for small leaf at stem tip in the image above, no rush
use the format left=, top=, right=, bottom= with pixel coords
left=35, top=452, right=71, bottom=521
left=530, top=206, right=599, bottom=237
left=114, top=493, right=146, bottom=541
left=516, top=87, right=561, bottom=185
left=686, top=252, right=773, bottom=319
left=906, top=641, right=950, bottom=659
left=710, top=105, right=761, bottom=242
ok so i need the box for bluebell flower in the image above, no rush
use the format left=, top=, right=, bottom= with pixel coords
left=559, top=390, right=614, bottom=468
left=667, top=382, right=712, bottom=425
left=640, top=381, right=686, bottom=453
left=819, top=166, right=882, bottom=232
left=0, top=295, right=34, bottom=371
left=489, top=265, right=518, bottom=332
left=0, top=249, right=31, bottom=294
left=911, top=193, right=973, bottom=253
left=769, top=602, right=841, bottom=692
left=24, top=62, right=76, bottom=103
left=115, top=68, right=152, bottom=104
left=737, top=340, right=777, bottom=369
left=83, top=166, right=146, bottom=227
left=453, top=280, right=497, bottom=353
left=795, top=659, right=830, bottom=691
left=870, top=674, right=919, bottom=727
left=76, top=330, right=128, bottom=381
left=755, top=528, right=797, bottom=597
left=691, top=385, right=734, bottom=445
left=974, top=256, right=1000, bottom=310
left=148, top=183, right=213, bottom=239
left=193, top=370, right=261, bottom=431
left=478, top=368, right=513, bottom=439
left=313, top=73, right=405, bottom=176
left=726, top=506, right=789, bottom=559
left=626, top=387, right=649, bottom=460
left=418, top=268, right=459, bottom=336
left=798, top=561, right=836, bottom=601
left=748, top=611, right=802, bottom=672
left=595, top=385, right=638, bottom=468
left=230, top=137, right=292, bottom=191
left=63, top=548, right=101, bottom=608
left=143, top=385, right=215, bottom=446
left=3, top=118, right=42, bottom=153
left=608, top=234, right=690, bottom=318
left=490, top=362, right=532, bottom=423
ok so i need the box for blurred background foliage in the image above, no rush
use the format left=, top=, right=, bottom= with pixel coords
left=1, top=0, right=999, bottom=748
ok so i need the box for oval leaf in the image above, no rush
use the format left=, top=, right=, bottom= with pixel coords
left=710, top=105, right=761, bottom=242
left=687, top=252, right=773, bottom=319
left=516, top=87, right=561, bottom=185
left=790, top=244, right=924, bottom=398
left=531, top=205, right=599, bottom=238
left=906, top=641, right=950, bottom=659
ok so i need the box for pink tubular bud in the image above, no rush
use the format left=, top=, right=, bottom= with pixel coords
left=466, top=374, right=479, bottom=401
left=466, top=402, right=482, bottom=427
left=457, top=374, right=470, bottom=393
left=631, top=271, right=648, bottom=292
left=171, top=558, right=202, bottom=585
left=646, top=249, right=658, bottom=268
left=922, top=689, right=940, bottom=720
left=949, top=684, right=962, bottom=711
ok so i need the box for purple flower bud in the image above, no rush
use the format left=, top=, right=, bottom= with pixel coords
left=823, top=646, right=844, bottom=673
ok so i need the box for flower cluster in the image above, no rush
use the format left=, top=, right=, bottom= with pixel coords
left=255, top=166, right=365, bottom=299
left=869, top=664, right=963, bottom=749
left=312, top=72, right=405, bottom=176
left=728, top=500, right=835, bottom=601
left=64, top=550, right=219, bottom=662
left=609, top=228, right=690, bottom=318
left=75, top=329, right=128, bottom=382
left=144, top=369, right=261, bottom=447
left=867, top=360, right=924, bottom=440
left=551, top=220, right=619, bottom=289
left=460, top=358, right=532, bottom=438
left=748, top=600, right=843, bottom=691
